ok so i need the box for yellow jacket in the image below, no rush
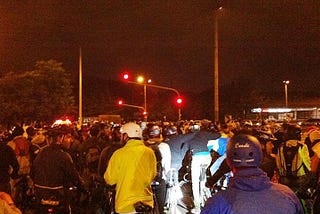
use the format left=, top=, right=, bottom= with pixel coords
left=277, top=140, right=311, bottom=177
left=104, top=139, right=157, bottom=213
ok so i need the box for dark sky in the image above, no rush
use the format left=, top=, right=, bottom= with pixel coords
left=0, top=0, right=319, bottom=93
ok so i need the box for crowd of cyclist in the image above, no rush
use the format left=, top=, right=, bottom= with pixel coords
left=0, top=117, right=320, bottom=213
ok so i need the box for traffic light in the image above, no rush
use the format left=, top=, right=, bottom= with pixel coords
left=175, top=97, right=183, bottom=107
left=142, top=111, right=148, bottom=116
left=122, top=72, right=130, bottom=81
left=117, top=99, right=124, bottom=105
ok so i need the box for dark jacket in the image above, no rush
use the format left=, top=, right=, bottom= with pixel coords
left=0, top=143, right=19, bottom=184
left=31, top=144, right=82, bottom=189
left=201, top=167, right=303, bottom=214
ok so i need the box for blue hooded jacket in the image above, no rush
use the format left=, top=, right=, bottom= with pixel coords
left=201, top=167, right=303, bottom=214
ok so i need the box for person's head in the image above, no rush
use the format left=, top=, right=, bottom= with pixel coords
left=255, top=130, right=277, bottom=155
left=143, top=124, right=160, bottom=138
left=242, top=120, right=253, bottom=130
left=162, top=125, right=178, bottom=140
left=26, top=126, right=36, bottom=138
left=226, top=134, right=263, bottom=171
left=284, top=124, right=302, bottom=141
left=188, top=123, right=200, bottom=133
left=111, top=125, right=122, bottom=142
left=46, top=125, right=74, bottom=149
left=0, top=192, right=14, bottom=205
left=120, top=122, right=142, bottom=142
left=11, top=125, right=24, bottom=138
left=90, top=124, right=100, bottom=137
left=309, top=130, right=320, bottom=146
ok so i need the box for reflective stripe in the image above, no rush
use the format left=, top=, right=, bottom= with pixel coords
left=34, top=184, right=64, bottom=190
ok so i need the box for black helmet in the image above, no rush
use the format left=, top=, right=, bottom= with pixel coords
left=162, top=125, right=178, bottom=137
left=188, top=123, right=200, bottom=133
left=11, top=125, right=24, bottom=138
left=255, top=130, right=277, bottom=144
left=90, top=125, right=100, bottom=137
left=26, top=126, right=36, bottom=137
left=285, top=124, right=302, bottom=141
left=46, top=125, right=73, bottom=137
left=146, top=124, right=161, bottom=139
left=226, top=134, right=263, bottom=168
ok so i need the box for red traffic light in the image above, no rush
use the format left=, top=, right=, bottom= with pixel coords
left=176, top=97, right=183, bottom=106
left=122, top=72, right=130, bottom=81
left=142, top=111, right=148, bottom=116
left=117, top=99, right=124, bottom=105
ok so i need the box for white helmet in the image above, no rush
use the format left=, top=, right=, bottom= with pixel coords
left=120, top=122, right=142, bottom=138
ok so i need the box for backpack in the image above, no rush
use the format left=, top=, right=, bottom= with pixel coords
left=277, top=140, right=310, bottom=178
left=277, top=140, right=317, bottom=198
left=8, top=136, right=31, bottom=175
left=148, top=143, right=163, bottom=182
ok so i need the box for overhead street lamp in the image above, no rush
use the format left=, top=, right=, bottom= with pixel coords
left=283, top=80, right=290, bottom=108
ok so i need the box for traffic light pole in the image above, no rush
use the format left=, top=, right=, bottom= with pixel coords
left=128, top=81, right=182, bottom=121
left=120, top=103, right=145, bottom=111
left=145, top=84, right=182, bottom=121
left=119, top=103, right=147, bottom=121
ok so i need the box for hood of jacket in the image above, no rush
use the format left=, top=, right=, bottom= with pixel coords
left=229, top=167, right=272, bottom=191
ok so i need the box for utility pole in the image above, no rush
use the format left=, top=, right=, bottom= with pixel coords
left=214, top=9, right=220, bottom=122
left=79, top=47, right=83, bottom=127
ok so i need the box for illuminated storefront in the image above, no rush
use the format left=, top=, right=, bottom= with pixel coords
left=250, top=107, right=320, bottom=121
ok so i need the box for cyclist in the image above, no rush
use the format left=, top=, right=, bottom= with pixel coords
left=104, top=122, right=157, bottom=214
left=31, top=124, right=84, bottom=213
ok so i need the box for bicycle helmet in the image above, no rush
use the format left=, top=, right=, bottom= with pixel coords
left=162, top=125, right=178, bottom=137
left=11, top=125, right=24, bottom=137
left=284, top=124, right=302, bottom=141
left=226, top=134, right=263, bottom=168
left=46, top=125, right=73, bottom=137
left=147, top=124, right=161, bottom=139
left=120, top=122, right=142, bottom=139
left=255, top=130, right=277, bottom=143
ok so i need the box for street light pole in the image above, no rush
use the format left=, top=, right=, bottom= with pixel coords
left=283, top=80, right=290, bottom=108
left=137, top=76, right=149, bottom=122
left=143, top=84, right=147, bottom=121
left=78, top=47, right=83, bottom=127
left=214, top=7, right=222, bottom=122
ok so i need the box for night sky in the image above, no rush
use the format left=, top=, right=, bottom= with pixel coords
left=0, top=1, right=319, bottom=94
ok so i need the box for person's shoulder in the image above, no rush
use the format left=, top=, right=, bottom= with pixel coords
left=0, top=143, right=13, bottom=151
left=271, top=182, right=294, bottom=191
left=108, top=145, right=125, bottom=157
left=269, top=182, right=299, bottom=198
left=145, top=144, right=157, bottom=153
left=201, top=192, right=230, bottom=214
left=158, top=142, right=170, bottom=148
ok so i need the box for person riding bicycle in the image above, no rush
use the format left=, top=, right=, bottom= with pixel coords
left=201, top=133, right=303, bottom=214
left=104, top=122, right=157, bottom=214
left=31, top=123, right=84, bottom=213
left=144, top=123, right=171, bottom=214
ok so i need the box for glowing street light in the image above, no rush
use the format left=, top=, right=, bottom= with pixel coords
left=283, top=80, right=290, bottom=108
